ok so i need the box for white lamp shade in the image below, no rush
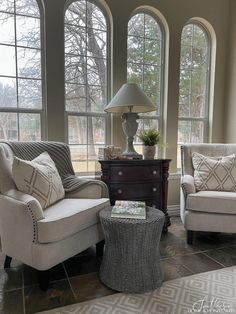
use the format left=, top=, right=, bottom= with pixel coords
left=104, top=83, right=156, bottom=113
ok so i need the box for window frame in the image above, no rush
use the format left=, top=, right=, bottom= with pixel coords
left=64, top=0, right=111, bottom=175
left=0, top=0, right=46, bottom=141
left=178, top=21, right=211, bottom=151
left=127, top=9, right=166, bottom=153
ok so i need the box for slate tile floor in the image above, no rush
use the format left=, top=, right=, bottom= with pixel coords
left=1, top=216, right=236, bottom=313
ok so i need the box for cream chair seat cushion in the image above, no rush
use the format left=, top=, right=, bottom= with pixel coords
left=187, top=190, right=236, bottom=215
left=37, top=198, right=110, bottom=243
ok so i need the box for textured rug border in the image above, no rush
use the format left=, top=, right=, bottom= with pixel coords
left=37, top=265, right=236, bottom=314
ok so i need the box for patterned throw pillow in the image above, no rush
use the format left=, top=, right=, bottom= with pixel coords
left=192, top=152, right=236, bottom=192
left=12, top=152, right=65, bottom=209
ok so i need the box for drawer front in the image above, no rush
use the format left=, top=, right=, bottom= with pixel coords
left=110, top=183, right=161, bottom=200
left=110, top=165, right=161, bottom=182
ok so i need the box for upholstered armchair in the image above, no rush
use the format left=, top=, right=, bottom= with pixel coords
left=180, top=144, right=236, bottom=244
left=0, top=141, right=110, bottom=289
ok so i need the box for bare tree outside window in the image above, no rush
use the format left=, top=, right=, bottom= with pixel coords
left=0, top=0, right=43, bottom=141
left=177, top=23, right=210, bottom=168
left=64, top=0, right=108, bottom=174
left=127, top=12, right=163, bottom=155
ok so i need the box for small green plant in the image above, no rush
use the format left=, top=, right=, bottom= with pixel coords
left=138, top=128, right=161, bottom=146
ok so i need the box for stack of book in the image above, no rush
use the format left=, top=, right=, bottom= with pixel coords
left=111, top=200, right=146, bottom=219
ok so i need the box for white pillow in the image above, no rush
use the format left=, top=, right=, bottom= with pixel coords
left=12, top=152, right=65, bottom=209
left=192, top=152, right=236, bottom=192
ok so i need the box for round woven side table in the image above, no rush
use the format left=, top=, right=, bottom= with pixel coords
left=99, top=206, right=165, bottom=293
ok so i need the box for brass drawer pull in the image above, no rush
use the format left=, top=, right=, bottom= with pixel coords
left=118, top=171, right=123, bottom=176
left=152, top=187, right=157, bottom=192
left=117, top=189, right=123, bottom=194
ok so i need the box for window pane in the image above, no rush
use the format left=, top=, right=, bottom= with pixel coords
left=128, top=14, right=144, bottom=37
left=178, top=23, right=210, bottom=167
left=87, top=29, right=107, bottom=58
left=0, top=112, right=18, bottom=140
left=144, top=39, right=160, bottom=65
left=0, top=45, right=16, bottom=76
left=0, top=0, right=42, bottom=141
left=65, top=26, right=86, bottom=55
left=65, top=54, right=85, bottom=84
left=68, top=115, right=87, bottom=144
left=144, top=89, right=160, bottom=115
left=179, top=69, right=191, bottom=101
left=92, top=116, right=105, bottom=144
left=70, top=145, right=87, bottom=173
left=0, top=12, right=15, bottom=45
left=17, top=47, right=41, bottom=78
left=87, top=1, right=106, bottom=31
left=15, top=0, right=40, bottom=17
left=18, top=78, right=42, bottom=109
left=193, top=24, right=207, bottom=47
left=65, top=84, right=86, bottom=112
left=65, top=1, right=86, bottom=27
left=87, top=57, right=106, bottom=86
left=180, top=45, right=192, bottom=69
left=178, top=120, right=204, bottom=144
left=127, top=12, right=163, bottom=130
left=191, top=68, right=207, bottom=96
left=88, top=85, right=106, bottom=112
left=143, top=65, right=160, bottom=90
left=145, top=14, right=161, bottom=40
left=1, top=0, right=14, bottom=13
left=181, top=24, right=193, bottom=46
left=19, top=113, right=41, bottom=141
left=0, top=77, right=17, bottom=107
left=127, top=62, right=143, bottom=84
left=65, top=0, right=108, bottom=173
left=127, top=36, right=144, bottom=63
left=16, top=16, right=40, bottom=49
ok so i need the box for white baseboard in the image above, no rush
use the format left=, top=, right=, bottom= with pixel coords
left=168, top=205, right=180, bottom=216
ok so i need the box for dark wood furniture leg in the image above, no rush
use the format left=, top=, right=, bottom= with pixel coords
left=38, top=270, right=50, bottom=291
left=4, top=255, right=12, bottom=269
left=187, top=230, right=194, bottom=245
left=96, top=240, right=105, bottom=258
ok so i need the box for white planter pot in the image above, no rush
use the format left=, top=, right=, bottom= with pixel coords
left=142, top=145, right=156, bottom=160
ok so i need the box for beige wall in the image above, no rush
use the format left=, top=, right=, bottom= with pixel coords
left=225, top=0, right=236, bottom=142
left=42, top=0, right=231, bottom=206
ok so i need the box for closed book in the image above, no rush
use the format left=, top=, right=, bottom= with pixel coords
left=111, top=200, right=146, bottom=219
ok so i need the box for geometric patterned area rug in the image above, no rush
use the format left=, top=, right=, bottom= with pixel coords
left=39, top=266, right=236, bottom=314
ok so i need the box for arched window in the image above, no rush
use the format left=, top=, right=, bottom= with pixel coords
left=0, top=0, right=44, bottom=141
left=127, top=11, right=164, bottom=155
left=177, top=22, right=211, bottom=167
left=64, top=0, right=109, bottom=174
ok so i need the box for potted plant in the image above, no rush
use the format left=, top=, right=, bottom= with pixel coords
left=138, top=128, right=161, bottom=159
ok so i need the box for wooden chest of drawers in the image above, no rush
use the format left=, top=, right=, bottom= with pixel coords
left=99, top=159, right=171, bottom=232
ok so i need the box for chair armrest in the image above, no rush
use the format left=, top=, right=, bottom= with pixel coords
left=180, top=175, right=196, bottom=221
left=64, top=176, right=109, bottom=199
left=0, top=189, right=44, bottom=244
left=181, top=175, right=196, bottom=196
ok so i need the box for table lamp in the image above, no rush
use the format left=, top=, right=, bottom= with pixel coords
left=104, top=83, right=156, bottom=158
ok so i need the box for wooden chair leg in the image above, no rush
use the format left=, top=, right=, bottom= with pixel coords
left=187, top=230, right=194, bottom=245
left=96, top=240, right=105, bottom=258
left=38, top=270, right=50, bottom=291
left=4, top=255, right=12, bottom=269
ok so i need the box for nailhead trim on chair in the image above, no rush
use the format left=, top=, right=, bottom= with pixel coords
left=26, top=202, right=37, bottom=243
